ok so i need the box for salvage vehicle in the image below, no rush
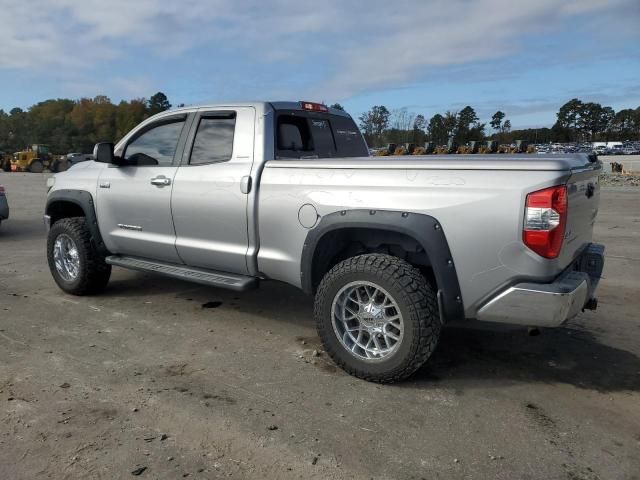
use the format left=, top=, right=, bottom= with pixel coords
left=43, top=101, right=605, bottom=383
left=0, top=185, right=9, bottom=227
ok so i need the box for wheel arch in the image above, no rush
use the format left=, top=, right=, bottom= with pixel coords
left=46, top=189, right=109, bottom=255
left=301, top=210, right=464, bottom=322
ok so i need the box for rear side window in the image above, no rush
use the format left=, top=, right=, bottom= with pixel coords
left=275, top=111, right=367, bottom=159
left=189, top=115, right=236, bottom=165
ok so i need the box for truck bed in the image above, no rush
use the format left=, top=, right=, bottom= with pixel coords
left=257, top=153, right=602, bottom=318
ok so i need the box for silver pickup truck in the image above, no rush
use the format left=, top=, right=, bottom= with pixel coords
left=44, top=101, right=604, bottom=383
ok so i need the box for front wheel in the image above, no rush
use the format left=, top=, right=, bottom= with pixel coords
left=47, top=217, right=111, bottom=295
left=314, top=254, right=441, bottom=383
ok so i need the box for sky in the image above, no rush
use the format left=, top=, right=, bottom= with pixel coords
left=0, top=0, right=639, bottom=129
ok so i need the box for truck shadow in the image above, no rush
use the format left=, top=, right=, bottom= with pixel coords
left=413, top=322, right=640, bottom=393
left=105, top=273, right=640, bottom=394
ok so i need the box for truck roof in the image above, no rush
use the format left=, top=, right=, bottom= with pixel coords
left=158, top=101, right=352, bottom=118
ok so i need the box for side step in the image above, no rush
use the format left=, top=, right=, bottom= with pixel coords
left=106, top=255, right=258, bottom=292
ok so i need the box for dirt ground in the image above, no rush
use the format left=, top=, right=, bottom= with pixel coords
left=1, top=172, right=639, bottom=480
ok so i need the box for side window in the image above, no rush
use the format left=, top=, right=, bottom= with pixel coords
left=123, top=120, right=185, bottom=166
left=189, top=116, right=236, bottom=165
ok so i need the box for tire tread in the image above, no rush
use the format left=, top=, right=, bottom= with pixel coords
left=314, top=253, right=440, bottom=383
left=47, top=217, right=111, bottom=295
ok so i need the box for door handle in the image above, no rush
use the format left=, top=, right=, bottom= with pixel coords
left=240, top=175, right=252, bottom=194
left=150, top=176, right=171, bottom=187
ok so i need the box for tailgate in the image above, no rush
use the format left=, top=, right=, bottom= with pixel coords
left=559, top=162, right=602, bottom=266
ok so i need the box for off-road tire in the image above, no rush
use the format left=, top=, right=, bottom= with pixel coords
left=47, top=217, right=111, bottom=295
left=314, top=254, right=441, bottom=383
left=29, top=160, right=44, bottom=173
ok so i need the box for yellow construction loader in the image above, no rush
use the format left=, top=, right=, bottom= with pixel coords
left=10, top=145, right=69, bottom=173
left=434, top=138, right=457, bottom=154
left=497, top=140, right=531, bottom=154
left=373, top=144, right=398, bottom=156
left=393, top=143, right=416, bottom=155
left=413, top=141, right=436, bottom=155
left=478, top=140, right=498, bottom=154
left=456, top=141, right=481, bottom=154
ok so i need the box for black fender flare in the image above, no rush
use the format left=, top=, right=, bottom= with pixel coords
left=301, top=209, right=464, bottom=321
left=45, top=189, right=109, bottom=256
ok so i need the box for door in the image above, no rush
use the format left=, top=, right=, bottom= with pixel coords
left=96, top=114, right=191, bottom=263
left=171, top=107, right=255, bottom=274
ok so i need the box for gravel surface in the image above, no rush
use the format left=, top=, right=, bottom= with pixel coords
left=1, top=172, right=639, bottom=479
left=599, top=174, right=640, bottom=187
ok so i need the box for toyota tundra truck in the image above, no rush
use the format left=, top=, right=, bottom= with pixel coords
left=43, top=101, right=604, bottom=383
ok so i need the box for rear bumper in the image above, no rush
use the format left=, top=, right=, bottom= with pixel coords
left=476, top=243, right=605, bottom=327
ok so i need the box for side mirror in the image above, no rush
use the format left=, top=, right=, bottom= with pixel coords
left=94, top=142, right=115, bottom=164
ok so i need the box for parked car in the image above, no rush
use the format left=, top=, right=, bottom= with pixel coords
left=0, top=185, right=9, bottom=227
left=43, top=101, right=605, bottom=383
left=593, top=145, right=608, bottom=156
left=608, top=145, right=624, bottom=155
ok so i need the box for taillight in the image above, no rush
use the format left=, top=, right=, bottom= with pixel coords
left=300, top=101, right=329, bottom=112
left=523, top=185, right=567, bottom=259
left=0, top=186, right=5, bottom=196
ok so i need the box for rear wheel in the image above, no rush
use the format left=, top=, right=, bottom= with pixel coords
left=314, top=254, right=441, bottom=383
left=47, top=217, right=111, bottom=295
left=29, top=160, right=44, bottom=173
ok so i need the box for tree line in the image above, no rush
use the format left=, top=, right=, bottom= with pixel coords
left=0, top=92, right=173, bottom=154
left=1, top=95, right=638, bottom=154
left=355, top=99, right=640, bottom=148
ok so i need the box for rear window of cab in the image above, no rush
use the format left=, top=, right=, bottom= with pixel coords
left=275, top=110, right=367, bottom=159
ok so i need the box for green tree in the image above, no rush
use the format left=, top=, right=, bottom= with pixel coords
left=577, top=103, right=614, bottom=140
left=612, top=108, right=639, bottom=140
left=427, top=113, right=448, bottom=145
left=7, top=107, right=30, bottom=151
left=358, top=105, right=390, bottom=146
left=115, top=99, right=148, bottom=140
left=556, top=98, right=583, bottom=141
left=147, top=92, right=171, bottom=115
left=456, top=106, right=484, bottom=142
left=490, top=111, right=505, bottom=132
left=329, top=103, right=345, bottom=111
left=412, top=114, right=426, bottom=144
left=443, top=111, right=458, bottom=142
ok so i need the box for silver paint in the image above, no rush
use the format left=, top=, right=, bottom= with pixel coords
left=45, top=101, right=603, bottom=326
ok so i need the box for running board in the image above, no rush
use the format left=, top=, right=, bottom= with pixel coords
left=105, top=256, right=258, bottom=292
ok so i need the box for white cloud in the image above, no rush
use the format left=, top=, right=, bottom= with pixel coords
left=0, top=0, right=637, bottom=100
